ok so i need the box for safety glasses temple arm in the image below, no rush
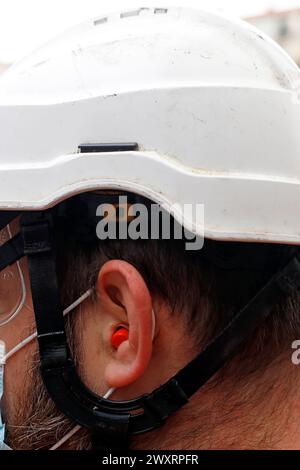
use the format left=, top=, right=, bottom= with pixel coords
left=0, top=233, right=24, bottom=272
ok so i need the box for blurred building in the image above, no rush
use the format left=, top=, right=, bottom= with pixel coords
left=247, top=8, right=300, bottom=65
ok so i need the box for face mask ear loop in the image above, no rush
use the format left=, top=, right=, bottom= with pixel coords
left=151, top=309, right=156, bottom=340
left=49, top=387, right=116, bottom=450
left=0, top=341, right=8, bottom=449
left=4, top=290, right=155, bottom=450
left=3, top=289, right=93, bottom=363
left=48, top=425, right=81, bottom=451
left=49, top=309, right=156, bottom=451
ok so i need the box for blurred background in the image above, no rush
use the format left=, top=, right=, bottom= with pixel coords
left=0, top=0, right=300, bottom=72
left=247, top=6, right=300, bottom=65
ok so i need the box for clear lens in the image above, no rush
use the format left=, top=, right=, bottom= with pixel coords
left=0, top=225, right=26, bottom=326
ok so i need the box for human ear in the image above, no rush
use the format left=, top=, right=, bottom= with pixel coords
left=97, top=260, right=154, bottom=389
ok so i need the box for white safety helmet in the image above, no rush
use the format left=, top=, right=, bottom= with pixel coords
left=1, top=7, right=300, bottom=450
left=0, top=7, right=300, bottom=242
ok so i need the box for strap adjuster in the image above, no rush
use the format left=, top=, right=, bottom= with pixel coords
left=22, top=220, right=52, bottom=255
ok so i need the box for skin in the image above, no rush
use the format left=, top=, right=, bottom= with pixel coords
left=1, top=254, right=196, bottom=449
left=1, top=250, right=300, bottom=449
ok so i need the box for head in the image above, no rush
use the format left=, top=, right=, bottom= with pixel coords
left=1, top=203, right=300, bottom=450
left=1, top=6, right=300, bottom=451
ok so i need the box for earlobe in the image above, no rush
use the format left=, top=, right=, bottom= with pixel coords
left=97, top=260, right=154, bottom=389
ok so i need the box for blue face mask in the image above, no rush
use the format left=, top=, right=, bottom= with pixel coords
left=0, top=341, right=11, bottom=450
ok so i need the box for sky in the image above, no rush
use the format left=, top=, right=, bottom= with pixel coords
left=0, top=0, right=300, bottom=63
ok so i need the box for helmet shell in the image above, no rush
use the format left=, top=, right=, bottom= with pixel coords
left=0, top=7, right=300, bottom=243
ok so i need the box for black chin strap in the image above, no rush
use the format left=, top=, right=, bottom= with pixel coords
left=19, top=211, right=300, bottom=449
left=0, top=211, right=20, bottom=231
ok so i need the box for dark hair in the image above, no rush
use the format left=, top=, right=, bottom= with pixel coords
left=55, top=196, right=300, bottom=378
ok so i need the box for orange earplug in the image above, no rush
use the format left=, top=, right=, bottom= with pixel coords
left=111, top=326, right=129, bottom=349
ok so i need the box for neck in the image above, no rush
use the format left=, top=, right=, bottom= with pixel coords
left=132, top=351, right=300, bottom=450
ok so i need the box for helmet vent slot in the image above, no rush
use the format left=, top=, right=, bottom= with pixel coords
left=120, top=8, right=151, bottom=19
left=117, top=8, right=168, bottom=20
left=94, top=17, right=108, bottom=26
left=154, top=8, right=168, bottom=14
